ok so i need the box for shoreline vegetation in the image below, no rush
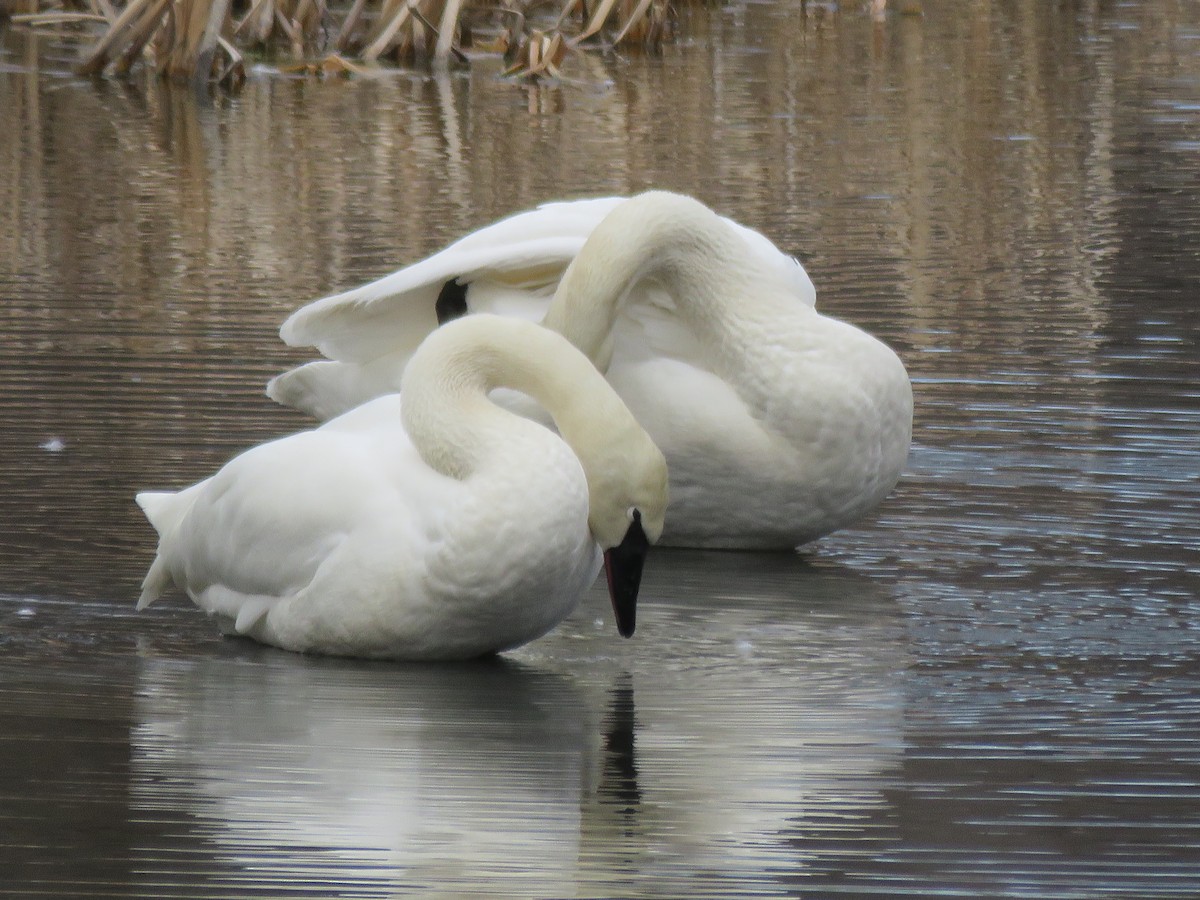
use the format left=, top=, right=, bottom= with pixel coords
left=2, top=0, right=692, bottom=85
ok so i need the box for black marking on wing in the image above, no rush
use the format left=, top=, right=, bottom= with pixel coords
left=435, top=279, right=470, bottom=325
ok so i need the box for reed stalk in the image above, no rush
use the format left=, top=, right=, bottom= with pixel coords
left=49, top=0, right=678, bottom=84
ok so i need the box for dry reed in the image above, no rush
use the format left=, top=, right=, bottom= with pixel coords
left=12, top=0, right=676, bottom=84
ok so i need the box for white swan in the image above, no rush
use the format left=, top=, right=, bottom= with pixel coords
left=135, top=315, right=668, bottom=660
left=270, top=191, right=912, bottom=550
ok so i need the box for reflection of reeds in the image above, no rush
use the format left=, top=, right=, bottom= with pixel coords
left=10, top=0, right=675, bottom=84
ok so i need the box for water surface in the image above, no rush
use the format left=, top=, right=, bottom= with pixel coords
left=2, top=1, right=1199, bottom=896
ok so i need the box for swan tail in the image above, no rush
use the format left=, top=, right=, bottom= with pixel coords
left=134, top=490, right=189, bottom=610
left=266, top=362, right=329, bottom=418
left=137, top=556, right=171, bottom=610
left=266, top=359, right=392, bottom=421
left=136, top=490, right=179, bottom=537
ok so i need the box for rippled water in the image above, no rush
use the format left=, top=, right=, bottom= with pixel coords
left=3, top=1, right=1200, bottom=896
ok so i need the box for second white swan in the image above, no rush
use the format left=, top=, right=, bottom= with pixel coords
left=270, top=192, right=912, bottom=550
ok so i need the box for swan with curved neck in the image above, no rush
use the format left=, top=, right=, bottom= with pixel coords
left=270, top=191, right=912, bottom=550
left=137, top=315, right=667, bottom=660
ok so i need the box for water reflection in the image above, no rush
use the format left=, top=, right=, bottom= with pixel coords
left=598, top=674, right=640, bottom=817
left=130, top=554, right=907, bottom=897
left=571, top=554, right=906, bottom=894
left=132, top=654, right=599, bottom=897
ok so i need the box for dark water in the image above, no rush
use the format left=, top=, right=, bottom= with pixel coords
left=3, top=1, right=1200, bottom=896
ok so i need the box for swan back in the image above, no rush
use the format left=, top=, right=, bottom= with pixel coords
left=400, top=315, right=668, bottom=551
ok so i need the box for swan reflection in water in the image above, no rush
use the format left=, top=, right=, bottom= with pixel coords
left=130, top=554, right=907, bottom=897
left=132, top=654, right=598, bottom=897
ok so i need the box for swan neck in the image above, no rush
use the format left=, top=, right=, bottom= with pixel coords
left=400, top=316, right=638, bottom=482
left=542, top=191, right=778, bottom=362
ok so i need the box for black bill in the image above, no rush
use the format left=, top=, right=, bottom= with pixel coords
left=603, top=511, right=651, bottom=638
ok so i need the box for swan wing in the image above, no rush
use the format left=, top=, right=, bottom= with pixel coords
left=280, top=198, right=628, bottom=363
left=136, top=399, right=442, bottom=634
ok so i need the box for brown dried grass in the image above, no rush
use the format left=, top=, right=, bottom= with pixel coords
left=14, top=0, right=676, bottom=84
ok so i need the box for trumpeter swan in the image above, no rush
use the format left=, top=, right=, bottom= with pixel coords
left=136, top=315, right=668, bottom=660
left=270, top=192, right=911, bottom=550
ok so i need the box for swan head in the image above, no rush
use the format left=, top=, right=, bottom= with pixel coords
left=585, top=433, right=668, bottom=639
